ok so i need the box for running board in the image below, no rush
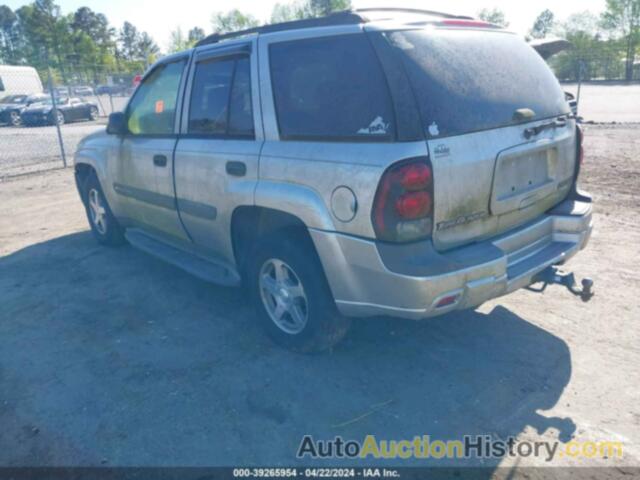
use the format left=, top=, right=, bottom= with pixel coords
left=125, top=229, right=241, bottom=287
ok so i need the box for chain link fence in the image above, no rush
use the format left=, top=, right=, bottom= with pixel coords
left=1, top=55, right=639, bottom=179
left=550, top=52, right=640, bottom=123
left=549, top=52, right=638, bottom=83
left=0, top=64, right=136, bottom=178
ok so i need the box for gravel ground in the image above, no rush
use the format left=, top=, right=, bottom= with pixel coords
left=0, top=93, right=128, bottom=178
left=0, top=125, right=638, bottom=474
left=0, top=122, right=103, bottom=177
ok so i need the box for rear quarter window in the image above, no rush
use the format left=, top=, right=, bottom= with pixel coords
left=269, top=34, right=396, bottom=142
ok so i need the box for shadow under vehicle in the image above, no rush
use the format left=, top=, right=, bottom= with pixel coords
left=0, top=231, right=576, bottom=471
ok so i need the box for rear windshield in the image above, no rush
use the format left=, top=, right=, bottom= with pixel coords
left=384, top=29, right=569, bottom=139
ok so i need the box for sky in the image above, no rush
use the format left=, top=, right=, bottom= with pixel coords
left=4, top=0, right=607, bottom=50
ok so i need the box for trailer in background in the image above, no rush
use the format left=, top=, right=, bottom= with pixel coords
left=0, top=65, right=43, bottom=97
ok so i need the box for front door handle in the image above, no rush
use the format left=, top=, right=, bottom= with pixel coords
left=226, top=161, right=246, bottom=177
left=153, top=154, right=167, bottom=167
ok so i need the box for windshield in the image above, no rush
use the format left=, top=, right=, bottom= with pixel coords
left=0, top=95, right=27, bottom=104
left=383, top=29, right=570, bottom=139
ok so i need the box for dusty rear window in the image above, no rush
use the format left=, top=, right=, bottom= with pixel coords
left=384, top=29, right=570, bottom=139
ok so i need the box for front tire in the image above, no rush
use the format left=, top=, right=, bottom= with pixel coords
left=82, top=172, right=125, bottom=246
left=248, top=232, right=351, bottom=353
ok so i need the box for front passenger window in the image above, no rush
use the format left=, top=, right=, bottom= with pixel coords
left=127, top=60, right=186, bottom=135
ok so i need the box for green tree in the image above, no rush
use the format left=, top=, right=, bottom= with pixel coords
left=71, top=7, right=114, bottom=57
left=168, top=27, right=190, bottom=53
left=270, top=0, right=351, bottom=23
left=137, top=32, right=159, bottom=66
left=188, top=26, right=205, bottom=44
left=118, top=21, right=139, bottom=61
left=601, top=0, right=640, bottom=80
left=548, top=11, right=620, bottom=81
left=309, top=0, right=351, bottom=16
left=477, top=8, right=510, bottom=28
left=15, top=0, right=72, bottom=80
left=271, top=2, right=306, bottom=23
left=211, top=9, right=260, bottom=34
left=117, top=21, right=158, bottom=72
left=67, top=6, right=116, bottom=82
left=530, top=9, right=555, bottom=39
left=0, top=5, right=21, bottom=64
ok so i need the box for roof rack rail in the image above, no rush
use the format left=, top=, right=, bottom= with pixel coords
left=194, top=7, right=472, bottom=47
left=196, top=10, right=365, bottom=47
left=354, top=7, right=473, bottom=20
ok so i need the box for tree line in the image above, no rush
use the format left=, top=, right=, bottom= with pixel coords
left=481, top=1, right=639, bottom=81
left=0, top=0, right=351, bottom=84
left=0, top=0, right=162, bottom=84
left=1, top=0, right=638, bottom=86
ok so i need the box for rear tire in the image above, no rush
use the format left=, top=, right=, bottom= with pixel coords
left=88, top=106, right=99, bottom=121
left=9, top=110, right=21, bottom=126
left=51, top=109, right=65, bottom=126
left=82, top=172, right=125, bottom=246
left=248, top=232, right=351, bottom=353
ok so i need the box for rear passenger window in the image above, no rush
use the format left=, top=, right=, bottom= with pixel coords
left=188, top=56, right=254, bottom=138
left=269, top=34, right=395, bottom=142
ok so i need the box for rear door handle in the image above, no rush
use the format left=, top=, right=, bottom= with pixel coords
left=226, top=161, right=246, bottom=177
left=153, top=154, right=167, bottom=167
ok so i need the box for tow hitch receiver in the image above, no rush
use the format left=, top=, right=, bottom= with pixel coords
left=526, top=266, right=594, bottom=302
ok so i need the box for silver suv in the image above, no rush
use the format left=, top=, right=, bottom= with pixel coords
left=74, top=9, right=593, bottom=352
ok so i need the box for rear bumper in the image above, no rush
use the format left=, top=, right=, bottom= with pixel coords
left=311, top=197, right=593, bottom=320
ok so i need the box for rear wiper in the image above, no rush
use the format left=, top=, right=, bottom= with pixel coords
left=523, top=117, right=568, bottom=140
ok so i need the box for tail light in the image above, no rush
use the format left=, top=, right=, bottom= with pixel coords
left=372, top=157, right=434, bottom=243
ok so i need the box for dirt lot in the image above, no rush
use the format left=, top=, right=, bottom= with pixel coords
left=0, top=125, right=639, bottom=473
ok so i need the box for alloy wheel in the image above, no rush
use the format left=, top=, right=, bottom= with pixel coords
left=88, top=188, right=107, bottom=234
left=9, top=111, right=21, bottom=126
left=259, top=258, right=309, bottom=334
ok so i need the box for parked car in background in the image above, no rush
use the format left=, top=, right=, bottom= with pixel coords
left=96, top=84, right=128, bottom=96
left=0, top=65, right=43, bottom=96
left=72, top=86, right=95, bottom=96
left=21, top=96, right=99, bottom=126
left=49, top=86, right=71, bottom=97
left=0, top=93, right=49, bottom=126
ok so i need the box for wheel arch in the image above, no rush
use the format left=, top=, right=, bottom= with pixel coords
left=231, top=206, right=307, bottom=272
left=74, top=149, right=110, bottom=206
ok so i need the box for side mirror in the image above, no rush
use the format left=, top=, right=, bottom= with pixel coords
left=107, top=112, right=127, bottom=135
